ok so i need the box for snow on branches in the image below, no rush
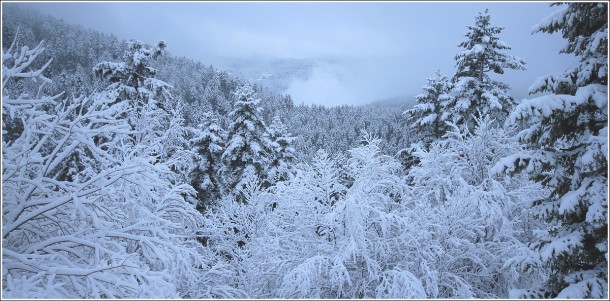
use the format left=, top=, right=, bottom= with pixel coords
left=2, top=37, right=242, bottom=298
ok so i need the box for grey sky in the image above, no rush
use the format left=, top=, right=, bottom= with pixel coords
left=10, top=1, right=577, bottom=106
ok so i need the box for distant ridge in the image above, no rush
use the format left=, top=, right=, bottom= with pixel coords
left=365, top=94, right=417, bottom=109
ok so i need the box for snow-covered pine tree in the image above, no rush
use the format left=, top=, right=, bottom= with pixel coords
left=447, top=9, right=526, bottom=132
left=221, top=84, right=273, bottom=201
left=190, top=111, right=226, bottom=211
left=203, top=71, right=231, bottom=116
left=265, top=115, right=296, bottom=185
left=93, top=39, right=168, bottom=109
left=93, top=39, right=172, bottom=146
left=399, top=70, right=453, bottom=171
left=92, top=39, right=193, bottom=171
left=494, top=2, right=608, bottom=299
left=404, top=69, right=453, bottom=147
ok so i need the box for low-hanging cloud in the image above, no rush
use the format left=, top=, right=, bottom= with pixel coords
left=285, top=58, right=417, bottom=107
left=285, top=63, right=354, bottom=107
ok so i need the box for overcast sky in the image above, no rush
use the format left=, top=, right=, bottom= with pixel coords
left=11, top=1, right=577, bottom=106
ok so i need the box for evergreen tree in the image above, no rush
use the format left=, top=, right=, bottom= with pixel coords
left=190, top=111, right=226, bottom=211
left=221, top=84, right=273, bottom=201
left=93, top=39, right=171, bottom=139
left=92, top=39, right=191, bottom=167
left=203, top=72, right=229, bottom=115
left=404, top=69, right=453, bottom=147
left=495, top=3, right=608, bottom=298
left=92, top=39, right=194, bottom=198
left=266, top=115, right=296, bottom=185
left=400, top=70, right=453, bottom=171
left=447, top=9, right=526, bottom=132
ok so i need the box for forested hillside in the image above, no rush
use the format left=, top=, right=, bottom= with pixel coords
left=2, top=3, right=608, bottom=299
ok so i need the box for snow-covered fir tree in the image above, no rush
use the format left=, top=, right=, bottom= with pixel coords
left=93, top=39, right=169, bottom=110
left=92, top=39, right=193, bottom=173
left=494, top=2, right=608, bottom=299
left=221, top=84, right=273, bottom=201
left=203, top=71, right=231, bottom=117
left=447, top=9, right=526, bottom=132
left=404, top=69, right=453, bottom=147
left=190, top=111, right=226, bottom=211
left=265, top=115, right=296, bottom=185
left=93, top=39, right=173, bottom=149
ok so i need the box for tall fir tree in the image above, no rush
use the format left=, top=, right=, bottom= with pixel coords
left=190, top=111, right=226, bottom=211
left=495, top=2, right=608, bottom=298
left=447, top=9, right=526, bottom=132
left=221, top=84, right=273, bottom=201
left=266, top=115, right=296, bottom=185
left=93, top=39, right=195, bottom=177
left=94, top=39, right=169, bottom=110
left=92, top=39, right=195, bottom=198
left=404, top=69, right=453, bottom=147
left=203, top=72, right=229, bottom=116
left=93, top=39, right=173, bottom=150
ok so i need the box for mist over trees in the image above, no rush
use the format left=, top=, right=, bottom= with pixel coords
left=2, top=3, right=607, bottom=299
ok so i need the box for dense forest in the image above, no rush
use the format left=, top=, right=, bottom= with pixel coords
left=2, top=3, right=608, bottom=299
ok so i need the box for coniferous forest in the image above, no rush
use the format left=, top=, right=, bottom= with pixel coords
left=1, top=2, right=608, bottom=299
